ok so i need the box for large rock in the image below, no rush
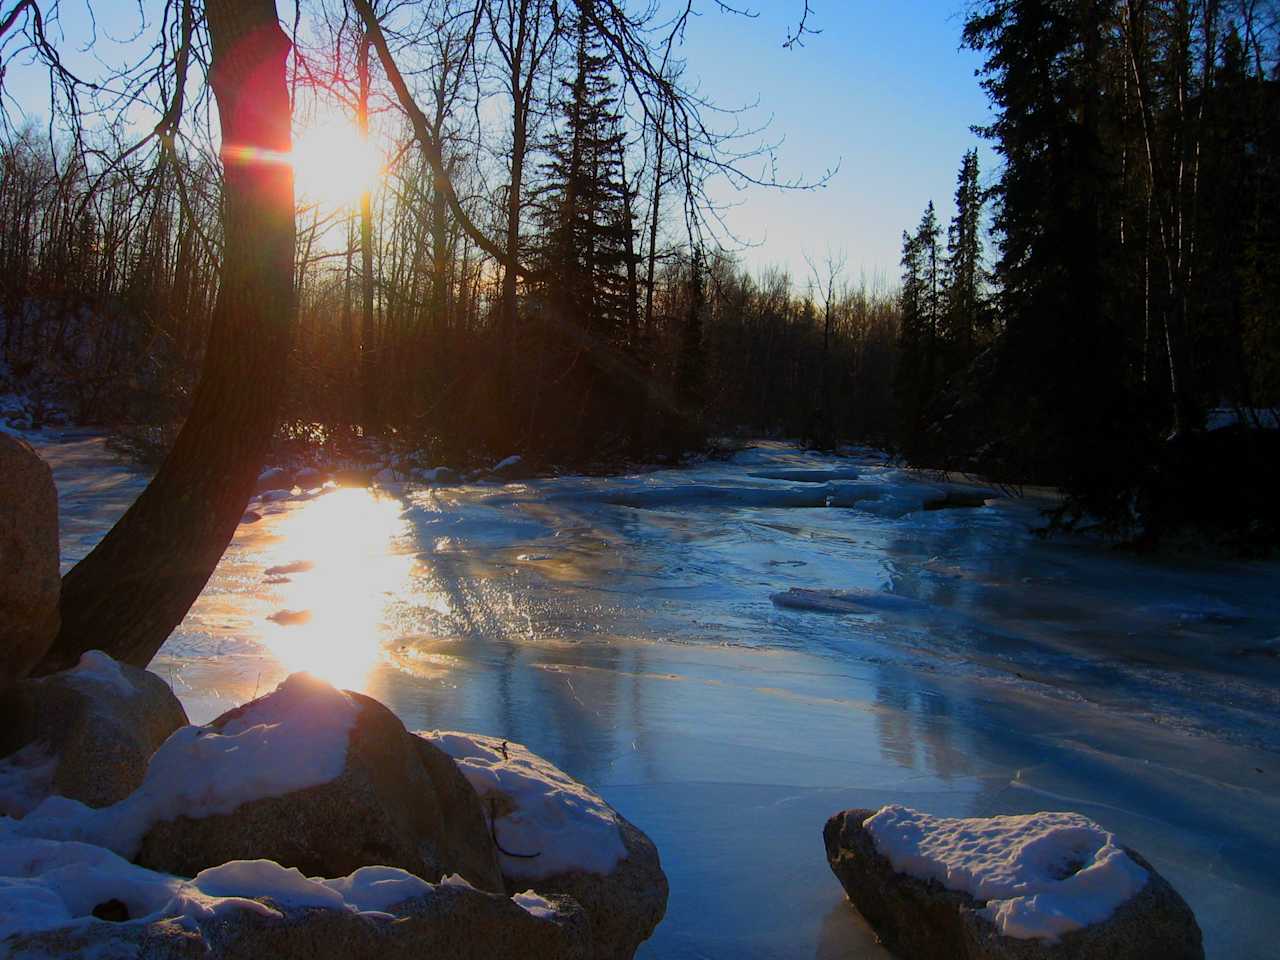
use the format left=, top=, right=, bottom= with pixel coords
left=422, top=732, right=668, bottom=960
left=0, top=652, right=188, bottom=814
left=137, top=689, right=504, bottom=893
left=0, top=432, right=60, bottom=685
left=522, top=813, right=668, bottom=960
left=2, top=874, right=591, bottom=960
left=823, top=808, right=1204, bottom=960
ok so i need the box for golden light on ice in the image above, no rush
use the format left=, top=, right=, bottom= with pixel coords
left=259, top=488, right=415, bottom=689
left=291, top=115, right=383, bottom=207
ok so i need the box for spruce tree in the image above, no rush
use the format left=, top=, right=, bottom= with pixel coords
left=534, top=1, right=638, bottom=455
left=964, top=0, right=1139, bottom=521
left=943, top=149, right=986, bottom=367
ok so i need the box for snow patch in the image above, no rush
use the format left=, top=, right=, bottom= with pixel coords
left=0, top=838, right=280, bottom=941
left=65, top=650, right=136, bottom=697
left=319, top=865, right=431, bottom=913
left=6, top=673, right=358, bottom=858
left=512, top=889, right=559, bottom=919
left=193, top=859, right=345, bottom=910
left=863, top=805, right=1149, bottom=941
left=423, top=732, right=626, bottom=879
left=0, top=743, right=57, bottom=818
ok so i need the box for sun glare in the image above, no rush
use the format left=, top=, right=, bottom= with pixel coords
left=291, top=116, right=384, bottom=208
left=258, top=488, right=416, bottom=688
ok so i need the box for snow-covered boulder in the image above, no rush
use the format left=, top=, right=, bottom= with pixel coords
left=823, top=806, right=1203, bottom=960
left=488, top=455, right=532, bottom=482
left=0, top=432, right=60, bottom=685
left=0, top=840, right=590, bottom=959
left=135, top=677, right=504, bottom=894
left=0, top=651, right=188, bottom=814
left=422, top=732, right=668, bottom=960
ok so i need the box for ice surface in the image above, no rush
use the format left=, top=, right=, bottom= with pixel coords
left=424, top=731, right=627, bottom=879
left=24, top=434, right=1280, bottom=958
left=771, top=587, right=927, bottom=615
left=863, top=805, right=1149, bottom=940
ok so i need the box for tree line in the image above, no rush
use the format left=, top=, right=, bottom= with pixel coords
left=894, top=0, right=1280, bottom=546
left=1, top=0, right=885, bottom=471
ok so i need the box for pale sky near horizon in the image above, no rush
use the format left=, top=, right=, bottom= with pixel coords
left=2, top=1, right=997, bottom=283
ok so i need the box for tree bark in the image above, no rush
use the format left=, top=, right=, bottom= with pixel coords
left=38, top=0, right=295, bottom=673
left=357, top=31, right=377, bottom=428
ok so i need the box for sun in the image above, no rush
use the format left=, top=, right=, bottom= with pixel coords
left=291, top=113, right=385, bottom=208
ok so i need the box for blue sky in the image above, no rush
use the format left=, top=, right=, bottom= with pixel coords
left=3, top=0, right=996, bottom=282
left=677, top=1, right=996, bottom=281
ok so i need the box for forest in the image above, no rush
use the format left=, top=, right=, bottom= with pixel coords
left=895, top=0, right=1280, bottom=546
left=1, top=0, right=1277, bottom=545
left=0, top=0, right=896, bottom=473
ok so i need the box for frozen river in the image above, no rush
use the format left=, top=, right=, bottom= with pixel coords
left=34, top=432, right=1280, bottom=958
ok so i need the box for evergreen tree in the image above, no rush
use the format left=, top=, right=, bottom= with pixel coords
left=534, top=1, right=638, bottom=455
left=894, top=203, right=941, bottom=455
left=963, top=0, right=1141, bottom=521
left=942, top=148, right=986, bottom=366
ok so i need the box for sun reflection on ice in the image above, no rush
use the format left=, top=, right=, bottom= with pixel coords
left=258, top=487, right=421, bottom=689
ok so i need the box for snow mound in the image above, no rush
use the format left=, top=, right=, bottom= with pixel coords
left=65, top=650, right=136, bottom=697
left=771, top=588, right=925, bottom=615
left=0, top=743, right=57, bottom=818
left=863, top=805, right=1149, bottom=941
left=0, top=838, right=279, bottom=940
left=7, top=672, right=358, bottom=858
left=423, top=732, right=627, bottom=880
left=0, top=839, right=547, bottom=942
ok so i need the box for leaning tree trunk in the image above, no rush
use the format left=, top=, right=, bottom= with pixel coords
left=37, top=0, right=295, bottom=673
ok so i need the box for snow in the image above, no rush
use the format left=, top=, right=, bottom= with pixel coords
left=65, top=650, right=136, bottom=697
left=0, top=838, right=280, bottom=941
left=191, top=859, right=345, bottom=910
left=863, top=805, right=1149, bottom=941
left=0, top=744, right=57, bottom=819
left=512, top=889, right=559, bottom=919
left=5, top=672, right=358, bottom=858
left=320, top=866, right=431, bottom=912
left=0, top=839, right=563, bottom=944
left=423, top=732, right=627, bottom=879
left=0, top=669, right=578, bottom=945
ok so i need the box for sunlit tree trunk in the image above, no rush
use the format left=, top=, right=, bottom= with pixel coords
left=38, top=0, right=295, bottom=672
left=357, top=31, right=377, bottom=429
